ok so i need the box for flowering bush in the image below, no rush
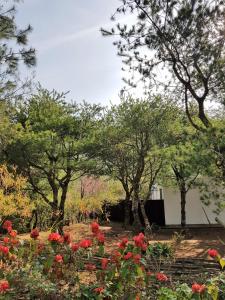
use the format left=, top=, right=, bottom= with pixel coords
left=0, top=220, right=224, bottom=299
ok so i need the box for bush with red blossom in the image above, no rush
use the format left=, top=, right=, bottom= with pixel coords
left=48, top=232, right=61, bottom=243
left=0, top=220, right=224, bottom=299
left=0, top=280, right=9, bottom=293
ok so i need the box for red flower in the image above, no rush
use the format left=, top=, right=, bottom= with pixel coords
left=85, top=263, right=96, bottom=271
left=208, top=249, right=219, bottom=258
left=79, top=239, right=92, bottom=248
left=91, top=221, right=100, bottom=234
left=192, top=283, right=205, bottom=294
left=133, top=233, right=145, bottom=248
left=0, top=280, right=9, bottom=293
left=3, top=237, right=9, bottom=244
left=37, top=242, right=45, bottom=253
left=94, top=287, right=104, bottom=294
left=55, top=254, right=63, bottom=263
left=133, top=254, right=141, bottom=264
left=124, top=252, right=133, bottom=260
left=48, top=232, right=61, bottom=243
left=101, top=258, right=109, bottom=270
left=0, top=245, right=9, bottom=255
left=111, top=250, right=121, bottom=262
left=2, top=220, right=12, bottom=232
left=71, top=243, right=79, bottom=252
left=141, top=242, right=147, bottom=252
left=9, top=230, right=17, bottom=238
left=10, top=238, right=19, bottom=246
left=146, top=271, right=153, bottom=276
left=156, top=272, right=168, bottom=282
left=96, top=232, right=105, bottom=244
left=118, top=237, right=128, bottom=249
left=63, top=233, right=71, bottom=244
left=30, top=228, right=39, bottom=239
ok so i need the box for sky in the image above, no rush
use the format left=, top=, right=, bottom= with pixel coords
left=16, top=0, right=128, bottom=105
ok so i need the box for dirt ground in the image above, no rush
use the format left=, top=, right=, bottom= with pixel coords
left=19, top=222, right=225, bottom=258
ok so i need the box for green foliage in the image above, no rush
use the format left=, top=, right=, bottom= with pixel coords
left=0, top=1, right=36, bottom=101
left=105, top=0, right=225, bottom=127
left=89, top=95, right=175, bottom=227
left=5, top=87, right=102, bottom=229
left=65, top=176, right=124, bottom=223
left=147, top=242, right=173, bottom=259
left=157, top=284, right=192, bottom=300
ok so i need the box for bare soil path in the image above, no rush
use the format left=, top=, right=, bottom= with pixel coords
left=19, top=222, right=225, bottom=258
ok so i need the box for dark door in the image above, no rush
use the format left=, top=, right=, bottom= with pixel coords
left=144, top=200, right=165, bottom=226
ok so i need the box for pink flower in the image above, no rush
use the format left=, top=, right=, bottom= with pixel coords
left=156, top=272, right=168, bottom=282
left=124, top=252, right=133, bottom=260
left=192, top=283, right=205, bottom=294
left=0, top=280, right=9, bottom=293
left=79, top=239, right=92, bottom=248
left=55, top=254, right=63, bottom=263
left=30, top=228, right=39, bottom=239
left=208, top=249, right=219, bottom=258
left=91, top=221, right=100, bottom=234
left=48, top=232, right=61, bottom=242
left=101, top=258, right=109, bottom=270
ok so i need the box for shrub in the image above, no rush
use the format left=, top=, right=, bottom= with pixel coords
left=0, top=221, right=224, bottom=299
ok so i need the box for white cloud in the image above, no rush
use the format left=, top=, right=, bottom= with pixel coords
left=37, top=15, right=134, bottom=54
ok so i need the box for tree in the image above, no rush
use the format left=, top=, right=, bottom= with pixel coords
left=5, top=88, right=100, bottom=232
left=161, top=112, right=208, bottom=227
left=103, top=0, right=225, bottom=192
left=66, top=176, right=124, bottom=223
left=90, top=96, right=173, bottom=230
left=0, top=1, right=36, bottom=101
left=0, top=164, right=32, bottom=219
left=103, top=0, right=225, bottom=128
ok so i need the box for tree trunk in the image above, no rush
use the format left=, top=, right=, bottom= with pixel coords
left=139, top=200, right=151, bottom=233
left=51, top=204, right=59, bottom=231
left=123, top=194, right=131, bottom=229
left=180, top=188, right=187, bottom=227
left=58, top=181, right=70, bottom=235
left=132, top=188, right=142, bottom=230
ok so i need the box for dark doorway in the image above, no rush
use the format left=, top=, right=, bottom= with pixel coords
left=106, top=199, right=165, bottom=226
left=144, top=200, right=165, bottom=226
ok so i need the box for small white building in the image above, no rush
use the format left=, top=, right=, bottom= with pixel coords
left=163, top=186, right=225, bottom=225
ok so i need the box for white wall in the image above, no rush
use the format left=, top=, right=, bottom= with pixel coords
left=163, top=186, right=225, bottom=225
